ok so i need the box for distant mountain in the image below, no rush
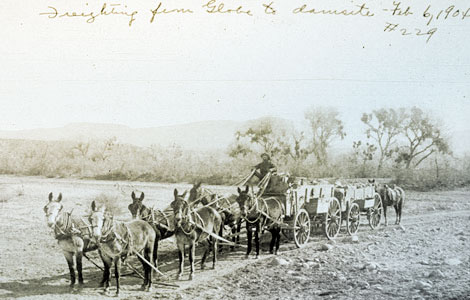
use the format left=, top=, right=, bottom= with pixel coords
left=0, top=121, right=244, bottom=150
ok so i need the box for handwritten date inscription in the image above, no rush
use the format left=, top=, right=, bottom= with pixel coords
left=38, top=1, right=469, bottom=43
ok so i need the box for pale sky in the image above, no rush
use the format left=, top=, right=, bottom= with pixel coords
left=1, top=0, right=469, bottom=135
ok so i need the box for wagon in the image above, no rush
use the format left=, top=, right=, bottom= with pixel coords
left=258, top=175, right=383, bottom=248
left=333, top=183, right=383, bottom=235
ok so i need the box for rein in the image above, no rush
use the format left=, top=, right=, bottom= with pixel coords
left=139, top=205, right=171, bottom=231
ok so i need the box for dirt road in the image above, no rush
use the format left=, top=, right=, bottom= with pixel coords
left=0, top=176, right=469, bottom=300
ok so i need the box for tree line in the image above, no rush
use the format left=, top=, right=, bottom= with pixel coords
left=228, top=106, right=453, bottom=181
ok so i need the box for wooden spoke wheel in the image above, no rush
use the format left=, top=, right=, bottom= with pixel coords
left=324, top=198, right=341, bottom=240
left=346, top=202, right=360, bottom=235
left=368, top=193, right=383, bottom=230
left=294, top=209, right=310, bottom=248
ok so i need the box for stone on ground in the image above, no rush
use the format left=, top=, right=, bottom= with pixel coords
left=444, top=258, right=462, bottom=266
left=319, top=243, right=333, bottom=251
left=270, top=257, right=290, bottom=266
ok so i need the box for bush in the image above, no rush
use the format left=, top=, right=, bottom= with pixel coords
left=92, top=193, right=123, bottom=216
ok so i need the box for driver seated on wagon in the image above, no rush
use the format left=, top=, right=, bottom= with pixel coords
left=253, top=153, right=277, bottom=180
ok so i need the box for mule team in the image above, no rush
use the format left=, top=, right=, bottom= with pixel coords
left=43, top=179, right=404, bottom=295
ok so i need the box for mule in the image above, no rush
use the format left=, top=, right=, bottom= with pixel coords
left=235, top=186, right=283, bottom=258
left=188, top=183, right=242, bottom=251
left=128, top=191, right=174, bottom=269
left=171, top=188, right=222, bottom=280
left=89, top=201, right=156, bottom=295
left=369, top=179, right=405, bottom=226
left=43, top=192, right=97, bottom=288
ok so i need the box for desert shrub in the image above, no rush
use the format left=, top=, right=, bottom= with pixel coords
left=92, top=193, right=123, bottom=216
left=0, top=138, right=469, bottom=191
left=391, top=159, right=470, bottom=191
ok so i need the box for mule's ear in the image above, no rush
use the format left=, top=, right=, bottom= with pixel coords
left=57, top=193, right=62, bottom=202
left=48, top=192, right=53, bottom=201
left=237, top=187, right=241, bottom=194
left=245, top=185, right=249, bottom=193
left=182, top=191, right=188, bottom=199
left=131, top=191, right=136, bottom=201
left=174, top=189, right=178, bottom=198
left=195, top=182, right=201, bottom=188
left=139, top=192, right=145, bottom=201
left=91, top=200, right=96, bottom=212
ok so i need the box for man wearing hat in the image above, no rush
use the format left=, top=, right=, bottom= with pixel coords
left=253, top=153, right=276, bottom=180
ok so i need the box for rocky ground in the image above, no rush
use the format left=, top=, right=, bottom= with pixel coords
left=0, top=176, right=469, bottom=300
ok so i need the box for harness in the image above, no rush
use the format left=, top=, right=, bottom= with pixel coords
left=177, top=202, right=206, bottom=240
left=244, top=195, right=283, bottom=230
left=139, top=206, right=172, bottom=232
left=98, top=217, right=135, bottom=260
left=53, top=211, right=93, bottom=240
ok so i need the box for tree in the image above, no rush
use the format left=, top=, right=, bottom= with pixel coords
left=395, top=107, right=450, bottom=169
left=91, top=137, right=117, bottom=162
left=304, top=106, right=346, bottom=166
left=228, top=117, right=292, bottom=162
left=351, top=140, right=377, bottom=165
left=361, top=108, right=406, bottom=173
left=350, top=140, right=377, bottom=177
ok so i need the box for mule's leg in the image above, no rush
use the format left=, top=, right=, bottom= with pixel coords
left=176, top=242, right=185, bottom=280
left=236, top=220, right=241, bottom=244
left=275, top=227, right=281, bottom=255
left=269, top=229, right=275, bottom=254
left=246, top=224, right=252, bottom=258
left=218, top=225, right=224, bottom=253
left=394, top=204, right=399, bottom=225
left=114, top=257, right=121, bottom=295
left=63, top=251, right=76, bottom=287
left=201, top=240, right=209, bottom=270
left=254, top=223, right=260, bottom=259
left=153, top=239, right=159, bottom=272
left=383, top=204, right=388, bottom=226
left=100, top=254, right=112, bottom=292
left=137, top=255, right=149, bottom=290
left=76, top=251, right=84, bottom=285
left=231, top=225, right=236, bottom=251
left=398, top=200, right=403, bottom=225
left=189, top=243, right=195, bottom=280
left=212, top=236, right=218, bottom=269
left=146, top=244, right=154, bottom=292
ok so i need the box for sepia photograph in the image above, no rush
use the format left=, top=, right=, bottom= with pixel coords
left=1, top=0, right=469, bottom=299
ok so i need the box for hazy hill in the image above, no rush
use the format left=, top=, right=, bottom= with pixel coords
left=0, top=121, right=244, bottom=150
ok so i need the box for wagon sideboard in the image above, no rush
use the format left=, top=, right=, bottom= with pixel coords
left=287, top=183, right=336, bottom=216
left=342, top=185, right=376, bottom=210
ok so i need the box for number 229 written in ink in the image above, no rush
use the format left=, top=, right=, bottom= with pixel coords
left=384, top=23, right=437, bottom=43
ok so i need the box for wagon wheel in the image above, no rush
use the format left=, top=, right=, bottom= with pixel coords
left=346, top=202, right=360, bottom=235
left=368, top=193, right=383, bottom=230
left=324, top=198, right=341, bottom=240
left=294, top=209, right=310, bottom=248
